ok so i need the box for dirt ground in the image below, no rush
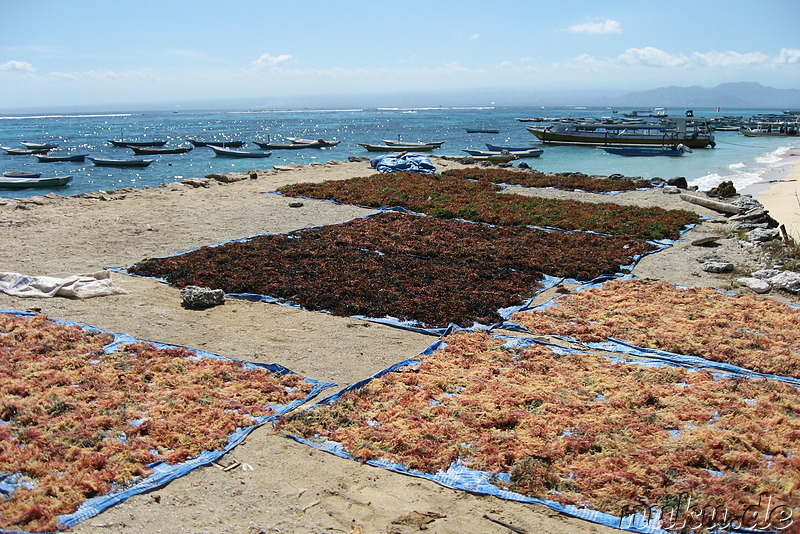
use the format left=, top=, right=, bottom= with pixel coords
left=0, top=158, right=790, bottom=533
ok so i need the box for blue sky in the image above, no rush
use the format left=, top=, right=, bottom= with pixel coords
left=1, top=0, right=798, bottom=110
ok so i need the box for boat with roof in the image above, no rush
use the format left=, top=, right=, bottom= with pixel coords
left=527, top=117, right=715, bottom=149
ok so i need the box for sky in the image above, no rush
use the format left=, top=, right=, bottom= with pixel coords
left=1, top=0, right=799, bottom=111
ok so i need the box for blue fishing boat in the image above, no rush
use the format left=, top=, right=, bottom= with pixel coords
left=601, top=145, right=692, bottom=156
left=87, top=157, right=154, bottom=167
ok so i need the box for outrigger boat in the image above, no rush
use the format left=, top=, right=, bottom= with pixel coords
left=128, top=145, right=193, bottom=155
left=284, top=137, right=340, bottom=147
left=2, top=146, right=50, bottom=155
left=381, top=139, right=445, bottom=147
left=188, top=139, right=245, bottom=147
left=87, top=157, right=154, bottom=167
left=601, top=144, right=692, bottom=156
left=108, top=139, right=166, bottom=148
left=527, top=117, right=716, bottom=149
left=21, top=141, right=59, bottom=150
left=462, top=148, right=542, bottom=158
left=358, top=142, right=440, bottom=152
left=35, top=153, right=88, bottom=162
left=208, top=145, right=272, bottom=158
left=0, top=175, right=72, bottom=189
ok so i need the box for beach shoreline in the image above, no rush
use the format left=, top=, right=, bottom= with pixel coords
left=745, top=150, right=800, bottom=240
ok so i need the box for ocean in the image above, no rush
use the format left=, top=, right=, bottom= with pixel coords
left=1, top=106, right=798, bottom=199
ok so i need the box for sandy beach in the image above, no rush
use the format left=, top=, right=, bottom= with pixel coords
left=751, top=153, right=800, bottom=241
left=1, top=158, right=798, bottom=534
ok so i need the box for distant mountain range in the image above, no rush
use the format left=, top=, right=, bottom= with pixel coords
left=601, top=82, right=800, bottom=109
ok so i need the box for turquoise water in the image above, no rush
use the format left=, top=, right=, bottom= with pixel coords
left=1, top=106, right=798, bottom=199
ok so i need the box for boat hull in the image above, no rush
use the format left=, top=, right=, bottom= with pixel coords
left=358, top=143, right=438, bottom=152
left=0, top=175, right=72, bottom=189
left=527, top=126, right=714, bottom=149
left=601, top=146, right=686, bottom=156
left=108, top=140, right=166, bottom=147
left=208, top=146, right=272, bottom=158
left=35, top=154, right=88, bottom=162
left=87, top=157, right=154, bottom=167
left=129, top=146, right=193, bottom=155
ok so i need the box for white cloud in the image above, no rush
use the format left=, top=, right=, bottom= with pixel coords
left=567, top=19, right=621, bottom=35
left=690, top=50, right=770, bottom=68
left=251, top=52, right=294, bottom=68
left=49, top=68, right=156, bottom=82
left=775, top=48, right=800, bottom=65
left=469, top=34, right=481, bottom=40
left=0, top=60, right=36, bottom=74
left=569, top=47, right=791, bottom=71
left=616, top=47, right=686, bottom=68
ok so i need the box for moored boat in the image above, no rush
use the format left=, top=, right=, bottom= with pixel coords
left=284, top=137, right=340, bottom=147
left=4, top=171, right=42, bottom=178
left=527, top=117, right=715, bottom=148
left=252, top=140, right=321, bottom=149
left=381, top=139, right=445, bottom=147
left=2, top=146, right=51, bottom=155
left=188, top=139, right=245, bottom=147
left=108, top=139, right=167, bottom=147
left=462, top=153, right=518, bottom=163
left=465, top=128, right=500, bottom=133
left=208, top=145, right=272, bottom=158
left=0, top=175, right=73, bottom=189
left=35, top=153, right=88, bottom=162
left=128, top=145, right=193, bottom=155
left=462, top=148, right=542, bottom=158
left=739, top=122, right=799, bottom=137
left=485, top=143, right=538, bottom=152
left=21, top=141, right=59, bottom=150
left=87, top=157, right=154, bottom=167
left=601, top=144, right=692, bottom=156
left=358, top=142, right=439, bottom=152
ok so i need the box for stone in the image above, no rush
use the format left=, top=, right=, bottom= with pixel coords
left=707, top=180, right=737, bottom=198
left=747, top=228, right=781, bottom=243
left=737, top=277, right=772, bottom=294
left=766, top=271, right=800, bottom=293
left=667, top=177, right=688, bottom=189
left=702, top=261, right=734, bottom=273
left=181, top=178, right=214, bottom=188
left=180, top=286, right=225, bottom=309
left=662, top=185, right=681, bottom=194
left=691, top=237, right=721, bottom=247
left=751, top=268, right=782, bottom=280
left=288, top=201, right=304, bottom=208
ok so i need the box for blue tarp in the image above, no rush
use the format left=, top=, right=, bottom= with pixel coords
left=503, top=275, right=800, bottom=387
left=369, top=152, right=436, bottom=174
left=284, top=332, right=694, bottom=534
left=0, top=309, right=335, bottom=532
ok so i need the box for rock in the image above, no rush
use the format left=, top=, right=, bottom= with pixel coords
left=180, top=286, right=226, bottom=309
left=663, top=185, right=681, bottom=194
left=691, top=237, right=721, bottom=247
left=766, top=271, right=800, bottom=293
left=707, top=180, right=737, bottom=198
left=667, top=177, right=688, bottom=189
left=751, top=268, right=782, bottom=280
left=211, top=173, right=249, bottom=183
left=737, top=277, right=772, bottom=294
left=747, top=228, right=781, bottom=243
left=288, top=201, right=304, bottom=208
left=702, top=261, right=734, bottom=273
left=181, top=178, right=214, bottom=188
